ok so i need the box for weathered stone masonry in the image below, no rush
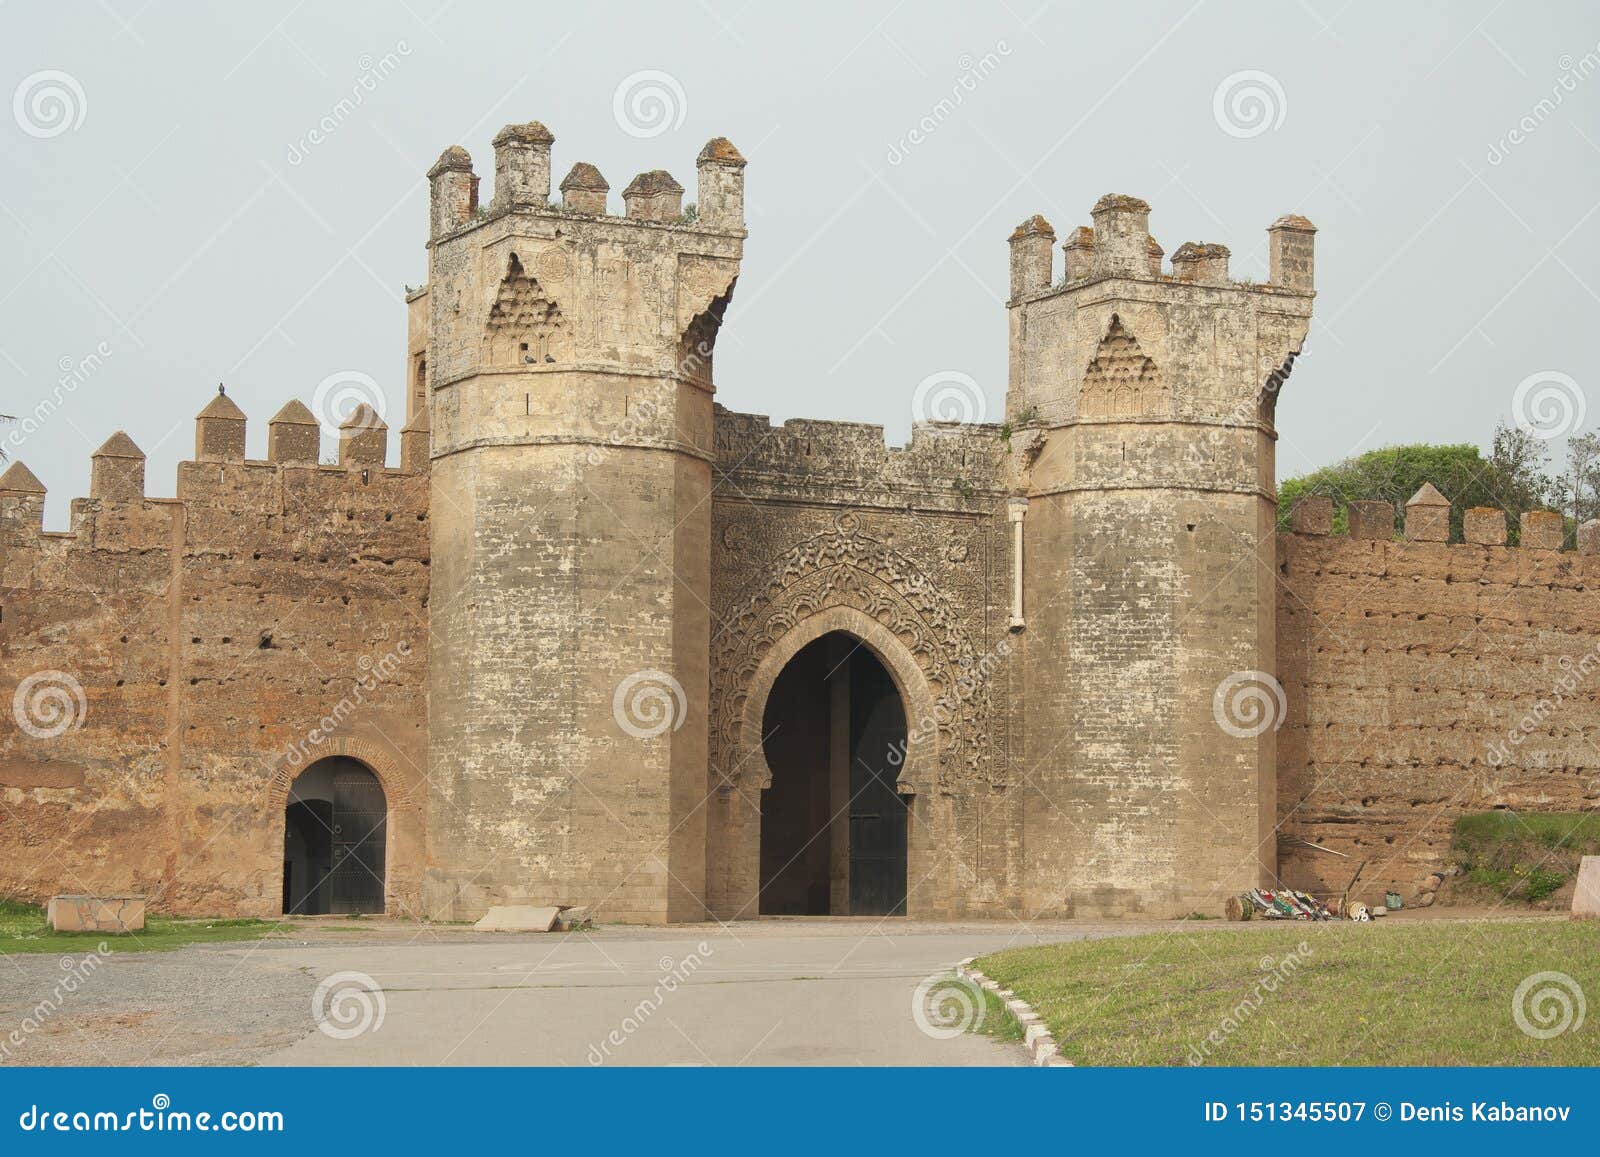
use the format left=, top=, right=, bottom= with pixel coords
left=2, top=116, right=1593, bottom=923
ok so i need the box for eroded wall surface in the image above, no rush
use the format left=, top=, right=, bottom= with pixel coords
left=1276, top=514, right=1600, bottom=900
left=0, top=433, right=430, bottom=917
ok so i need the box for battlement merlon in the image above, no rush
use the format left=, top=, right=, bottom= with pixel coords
left=425, top=127, right=747, bottom=244
left=1289, top=490, right=1593, bottom=554
left=1004, top=193, right=1315, bottom=434
left=711, top=406, right=1009, bottom=511
left=421, top=122, right=746, bottom=464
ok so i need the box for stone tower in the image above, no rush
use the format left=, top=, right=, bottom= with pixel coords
left=420, top=122, right=745, bottom=922
left=1006, top=196, right=1315, bottom=917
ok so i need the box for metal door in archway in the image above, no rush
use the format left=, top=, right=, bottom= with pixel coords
left=328, top=764, right=387, bottom=914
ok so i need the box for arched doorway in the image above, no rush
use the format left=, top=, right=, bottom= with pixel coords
left=281, top=757, right=387, bottom=915
left=758, top=631, right=908, bottom=916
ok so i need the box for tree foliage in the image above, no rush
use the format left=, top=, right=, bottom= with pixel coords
left=1277, top=424, right=1553, bottom=542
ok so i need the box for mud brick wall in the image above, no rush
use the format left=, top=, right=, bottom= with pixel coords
left=1276, top=519, right=1600, bottom=902
left=0, top=434, right=430, bottom=918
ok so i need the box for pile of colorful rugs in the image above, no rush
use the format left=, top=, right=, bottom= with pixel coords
left=1231, top=887, right=1334, bottom=921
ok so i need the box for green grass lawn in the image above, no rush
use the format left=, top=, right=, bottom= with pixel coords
left=0, top=899, right=284, bottom=955
left=976, top=920, right=1600, bottom=1066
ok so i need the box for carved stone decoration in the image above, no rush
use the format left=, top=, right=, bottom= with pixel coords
left=535, top=245, right=573, bottom=283
left=484, top=252, right=570, bottom=366
left=1079, top=314, right=1166, bottom=418
left=710, top=526, right=1000, bottom=795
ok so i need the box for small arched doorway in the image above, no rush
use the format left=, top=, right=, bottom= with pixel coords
left=282, top=757, right=387, bottom=915
left=758, top=631, right=908, bottom=916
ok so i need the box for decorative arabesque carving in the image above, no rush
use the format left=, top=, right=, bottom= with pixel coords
left=484, top=252, right=568, bottom=366
left=1079, top=314, right=1166, bottom=418
left=711, top=524, right=1000, bottom=793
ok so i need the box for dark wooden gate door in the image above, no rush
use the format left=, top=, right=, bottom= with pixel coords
left=328, top=765, right=386, bottom=914
left=849, top=659, right=909, bottom=916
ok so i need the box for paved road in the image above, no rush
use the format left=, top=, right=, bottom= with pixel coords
left=3, top=918, right=1181, bottom=1066
left=265, top=920, right=1113, bottom=1066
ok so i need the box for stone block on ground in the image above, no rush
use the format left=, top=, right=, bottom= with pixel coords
left=47, top=894, right=146, bottom=933
left=473, top=905, right=561, bottom=932
left=1574, top=856, right=1600, bottom=919
left=554, top=905, right=593, bottom=931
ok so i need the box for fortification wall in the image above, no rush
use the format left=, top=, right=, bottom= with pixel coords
left=0, top=400, right=430, bottom=917
left=1275, top=493, right=1600, bottom=905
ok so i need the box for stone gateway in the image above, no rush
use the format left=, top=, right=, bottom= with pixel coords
left=2, top=119, right=1594, bottom=923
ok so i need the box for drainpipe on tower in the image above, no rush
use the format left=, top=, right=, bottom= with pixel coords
left=1008, top=496, right=1028, bottom=631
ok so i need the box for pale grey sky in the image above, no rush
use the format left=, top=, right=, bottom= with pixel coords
left=3, top=1, right=1598, bottom=527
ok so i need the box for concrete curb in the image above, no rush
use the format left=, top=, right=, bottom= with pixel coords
left=957, top=957, right=1073, bottom=1067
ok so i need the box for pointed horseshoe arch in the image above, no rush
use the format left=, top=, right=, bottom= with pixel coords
left=737, top=605, right=940, bottom=796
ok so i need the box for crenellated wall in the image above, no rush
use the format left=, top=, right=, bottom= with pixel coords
left=0, top=396, right=430, bottom=916
left=1276, top=492, right=1600, bottom=903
